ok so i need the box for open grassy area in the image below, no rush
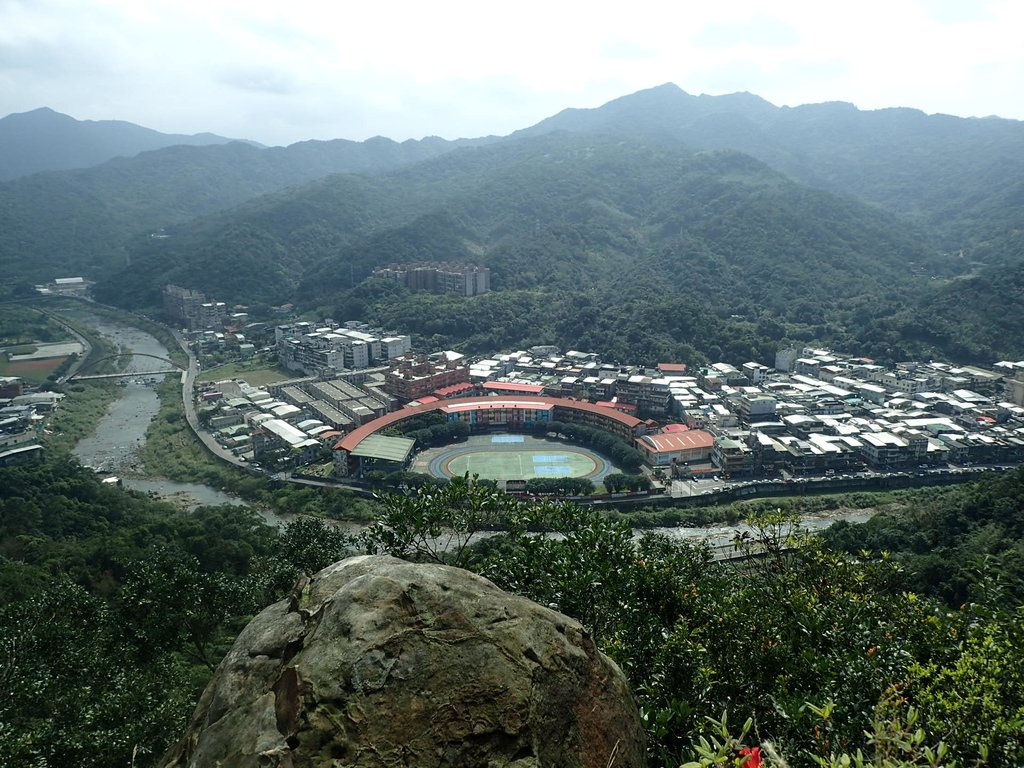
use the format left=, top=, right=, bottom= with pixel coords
left=43, top=380, right=120, bottom=452
left=0, top=355, right=67, bottom=385
left=197, top=360, right=294, bottom=387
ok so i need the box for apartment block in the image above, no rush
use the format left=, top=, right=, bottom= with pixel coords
left=373, top=262, right=491, bottom=296
left=383, top=353, right=471, bottom=402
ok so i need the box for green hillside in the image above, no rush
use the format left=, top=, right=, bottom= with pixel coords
left=5, top=86, right=1024, bottom=363
left=519, top=83, right=1024, bottom=258
left=4, top=454, right=1024, bottom=766
left=0, top=106, right=237, bottom=181
left=0, top=133, right=470, bottom=285
left=95, top=133, right=955, bottom=365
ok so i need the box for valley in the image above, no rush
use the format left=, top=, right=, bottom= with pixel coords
left=3, top=83, right=1024, bottom=767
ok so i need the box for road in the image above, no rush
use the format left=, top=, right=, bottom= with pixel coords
left=172, top=329, right=253, bottom=470
left=171, top=330, right=372, bottom=494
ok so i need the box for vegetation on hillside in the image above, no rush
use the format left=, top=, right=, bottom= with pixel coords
left=4, top=453, right=1023, bottom=766
left=97, top=132, right=1022, bottom=365
left=0, top=455, right=355, bottom=767
left=5, top=88, right=1024, bottom=362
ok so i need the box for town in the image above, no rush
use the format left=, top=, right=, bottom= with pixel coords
left=154, top=276, right=1024, bottom=498
left=5, top=277, right=1024, bottom=504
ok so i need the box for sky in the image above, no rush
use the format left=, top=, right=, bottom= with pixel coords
left=2, top=0, right=1022, bottom=147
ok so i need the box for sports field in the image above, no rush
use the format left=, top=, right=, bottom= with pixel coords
left=412, top=433, right=617, bottom=481
left=0, top=355, right=69, bottom=385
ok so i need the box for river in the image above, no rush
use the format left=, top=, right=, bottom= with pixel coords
left=65, top=310, right=282, bottom=523
left=648, top=509, right=876, bottom=548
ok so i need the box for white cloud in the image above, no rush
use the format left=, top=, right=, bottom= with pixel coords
left=0, top=0, right=1021, bottom=145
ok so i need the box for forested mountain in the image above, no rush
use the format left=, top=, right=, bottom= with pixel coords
left=518, top=83, right=1024, bottom=257
left=0, top=107, right=239, bottom=181
left=0, top=129, right=477, bottom=285
left=6, top=85, right=1024, bottom=363
left=92, top=133, right=957, bottom=364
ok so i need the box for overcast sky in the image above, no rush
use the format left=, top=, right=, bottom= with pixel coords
left=2, top=0, right=1022, bottom=146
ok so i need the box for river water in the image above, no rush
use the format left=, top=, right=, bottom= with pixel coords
left=648, top=510, right=876, bottom=548
left=66, top=311, right=273, bottom=519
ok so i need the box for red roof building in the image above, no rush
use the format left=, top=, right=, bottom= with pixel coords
left=635, top=430, right=715, bottom=466
left=434, top=382, right=476, bottom=399
left=661, top=423, right=690, bottom=433
left=481, top=381, right=545, bottom=396
left=596, top=399, right=639, bottom=416
left=657, top=363, right=688, bottom=374
left=384, top=353, right=469, bottom=402
left=334, top=395, right=646, bottom=455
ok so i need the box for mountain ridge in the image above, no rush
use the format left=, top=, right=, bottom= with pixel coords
left=0, top=107, right=247, bottom=181
left=6, top=85, right=1024, bottom=362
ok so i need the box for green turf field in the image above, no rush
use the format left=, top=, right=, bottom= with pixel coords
left=446, top=448, right=598, bottom=480
left=415, top=434, right=613, bottom=481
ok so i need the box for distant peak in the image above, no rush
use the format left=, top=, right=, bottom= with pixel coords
left=649, top=82, right=689, bottom=95
left=620, top=82, right=690, bottom=101
left=4, top=106, right=71, bottom=121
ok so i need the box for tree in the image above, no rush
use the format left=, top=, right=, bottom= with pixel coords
left=117, top=548, right=252, bottom=671
left=0, top=580, right=192, bottom=768
left=360, top=474, right=519, bottom=568
left=275, top=516, right=355, bottom=576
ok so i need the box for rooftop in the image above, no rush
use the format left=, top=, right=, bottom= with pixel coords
left=638, top=431, right=715, bottom=453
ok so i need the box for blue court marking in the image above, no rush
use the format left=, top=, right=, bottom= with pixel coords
left=533, top=454, right=568, bottom=463
left=535, top=465, right=573, bottom=475
left=491, top=435, right=525, bottom=443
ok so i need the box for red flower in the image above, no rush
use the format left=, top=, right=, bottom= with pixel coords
left=738, top=746, right=762, bottom=768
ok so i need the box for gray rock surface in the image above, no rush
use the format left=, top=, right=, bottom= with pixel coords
left=161, top=555, right=645, bottom=767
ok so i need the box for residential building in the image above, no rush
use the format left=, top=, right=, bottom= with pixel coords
left=373, top=262, right=491, bottom=296
left=384, top=353, right=470, bottom=402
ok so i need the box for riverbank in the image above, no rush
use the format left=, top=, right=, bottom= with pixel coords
left=41, top=306, right=126, bottom=453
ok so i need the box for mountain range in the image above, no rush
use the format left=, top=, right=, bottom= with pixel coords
left=3, top=85, right=1023, bottom=364
left=0, top=107, right=247, bottom=181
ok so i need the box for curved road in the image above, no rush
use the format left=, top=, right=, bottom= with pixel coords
left=172, top=329, right=372, bottom=495
left=173, top=330, right=250, bottom=469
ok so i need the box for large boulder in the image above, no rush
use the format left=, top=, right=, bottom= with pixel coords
left=161, top=555, right=645, bottom=768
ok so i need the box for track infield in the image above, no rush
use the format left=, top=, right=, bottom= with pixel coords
left=413, top=433, right=616, bottom=482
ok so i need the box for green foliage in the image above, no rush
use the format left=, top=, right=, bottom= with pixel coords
left=400, top=418, right=470, bottom=448
left=480, top=500, right=654, bottom=645
left=523, top=476, right=594, bottom=495
left=678, top=703, right=953, bottom=768
left=361, top=473, right=519, bottom=567
left=0, top=452, right=362, bottom=766
left=604, top=472, right=654, bottom=493
left=6, top=431, right=1024, bottom=765
left=907, top=597, right=1024, bottom=764
left=0, top=580, right=193, bottom=768
left=822, top=467, right=1024, bottom=603
left=273, top=515, right=356, bottom=576
left=0, top=305, right=71, bottom=346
